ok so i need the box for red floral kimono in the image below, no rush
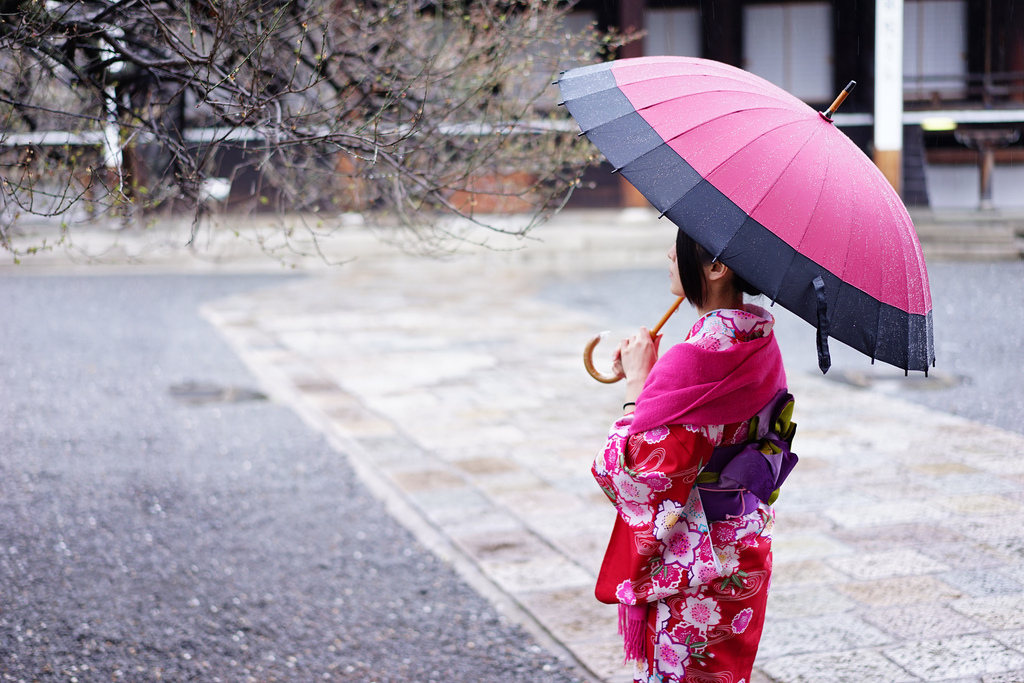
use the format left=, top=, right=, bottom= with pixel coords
left=592, top=306, right=791, bottom=683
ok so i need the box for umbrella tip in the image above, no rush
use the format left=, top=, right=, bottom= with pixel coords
left=821, top=80, right=857, bottom=121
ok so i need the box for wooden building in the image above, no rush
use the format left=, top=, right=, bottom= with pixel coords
left=566, top=0, right=1024, bottom=210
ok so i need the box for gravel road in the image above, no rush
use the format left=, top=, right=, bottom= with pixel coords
left=0, top=274, right=587, bottom=683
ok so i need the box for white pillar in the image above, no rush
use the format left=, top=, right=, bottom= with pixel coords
left=874, top=0, right=904, bottom=194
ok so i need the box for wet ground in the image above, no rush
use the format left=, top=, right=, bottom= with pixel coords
left=0, top=274, right=588, bottom=683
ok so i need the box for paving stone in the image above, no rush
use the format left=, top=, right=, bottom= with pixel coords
left=996, top=564, right=1024, bottom=586
left=983, top=537, right=1024, bottom=563
left=545, top=534, right=608, bottom=578
left=884, top=634, right=1024, bottom=680
left=409, top=488, right=494, bottom=516
left=766, top=585, right=858, bottom=618
left=916, top=541, right=1015, bottom=571
left=970, top=450, right=1024, bottom=476
left=771, top=532, right=855, bottom=563
left=936, top=495, right=1024, bottom=516
left=770, top=560, right=849, bottom=587
left=827, top=548, right=951, bottom=580
left=926, top=473, right=1022, bottom=496
left=451, top=456, right=523, bottom=476
left=758, top=613, right=893, bottom=658
left=992, top=629, right=1024, bottom=654
left=983, top=671, right=1024, bottom=683
left=950, top=596, right=1024, bottom=630
left=835, top=575, right=966, bottom=606
left=941, top=569, right=1024, bottom=598
left=1000, top=488, right=1024, bottom=507
left=758, top=648, right=919, bottom=683
left=912, top=462, right=981, bottom=476
left=949, top=513, right=1024, bottom=543
left=546, top=475, right=607, bottom=498
left=517, top=586, right=618, bottom=644
left=824, top=500, right=950, bottom=529
left=436, top=508, right=524, bottom=538
left=389, top=468, right=467, bottom=492
left=861, top=602, right=988, bottom=639
left=780, top=485, right=879, bottom=512
left=832, top=523, right=963, bottom=553
left=322, top=408, right=397, bottom=437
left=774, top=508, right=835, bottom=533
left=456, top=529, right=562, bottom=563
left=474, top=468, right=550, bottom=496
left=349, top=433, right=425, bottom=468
left=861, top=478, right=946, bottom=501
left=565, top=639, right=635, bottom=683
left=521, top=507, right=614, bottom=542
left=481, top=557, right=594, bottom=594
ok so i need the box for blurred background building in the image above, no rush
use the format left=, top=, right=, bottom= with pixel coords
left=564, top=0, right=1024, bottom=211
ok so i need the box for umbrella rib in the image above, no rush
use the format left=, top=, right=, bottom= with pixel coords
left=671, top=116, right=810, bottom=177
left=791, top=127, right=835, bottom=255
left=648, top=116, right=811, bottom=222
left=632, top=89, right=803, bottom=118
left=621, top=71, right=805, bottom=111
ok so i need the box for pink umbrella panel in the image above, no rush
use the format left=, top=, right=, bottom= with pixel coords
left=557, top=57, right=934, bottom=374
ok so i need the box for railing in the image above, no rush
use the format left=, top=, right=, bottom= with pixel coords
left=904, top=71, right=1024, bottom=106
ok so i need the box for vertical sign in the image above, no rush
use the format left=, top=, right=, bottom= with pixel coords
left=874, top=0, right=904, bottom=193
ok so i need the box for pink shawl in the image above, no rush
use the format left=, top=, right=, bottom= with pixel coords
left=628, top=307, right=787, bottom=435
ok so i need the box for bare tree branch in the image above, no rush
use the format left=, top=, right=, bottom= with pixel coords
left=0, top=0, right=614, bottom=260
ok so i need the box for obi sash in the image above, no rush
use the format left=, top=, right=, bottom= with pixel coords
left=697, top=389, right=799, bottom=522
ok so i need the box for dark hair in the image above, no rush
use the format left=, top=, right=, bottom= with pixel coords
left=676, top=228, right=760, bottom=309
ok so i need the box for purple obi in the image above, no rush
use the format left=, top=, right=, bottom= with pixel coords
left=698, top=389, right=798, bottom=522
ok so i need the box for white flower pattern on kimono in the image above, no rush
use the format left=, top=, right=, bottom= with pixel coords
left=654, top=630, right=690, bottom=679
left=677, top=594, right=722, bottom=628
left=654, top=499, right=687, bottom=540
left=610, top=470, right=656, bottom=526
left=662, top=524, right=700, bottom=568
left=691, top=541, right=724, bottom=586
left=715, top=544, right=741, bottom=576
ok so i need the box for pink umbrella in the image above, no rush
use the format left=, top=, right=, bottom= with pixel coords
left=558, top=57, right=934, bottom=374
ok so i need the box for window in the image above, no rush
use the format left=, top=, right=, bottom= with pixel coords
left=644, top=8, right=701, bottom=57
left=743, top=2, right=834, bottom=103
left=904, top=0, right=967, bottom=100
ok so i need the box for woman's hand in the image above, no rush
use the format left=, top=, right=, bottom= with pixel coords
left=612, top=327, right=662, bottom=404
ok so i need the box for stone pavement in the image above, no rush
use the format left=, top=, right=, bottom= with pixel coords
left=187, top=211, right=1024, bottom=683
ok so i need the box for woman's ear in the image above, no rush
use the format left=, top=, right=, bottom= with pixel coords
left=704, top=260, right=730, bottom=282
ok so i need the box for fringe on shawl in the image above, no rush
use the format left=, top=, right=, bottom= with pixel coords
left=617, top=603, right=648, bottom=664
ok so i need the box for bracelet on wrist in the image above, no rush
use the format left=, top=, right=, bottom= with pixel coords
left=623, top=401, right=636, bottom=412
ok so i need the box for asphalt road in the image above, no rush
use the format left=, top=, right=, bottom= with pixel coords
left=539, top=260, right=1024, bottom=436
left=0, top=274, right=587, bottom=683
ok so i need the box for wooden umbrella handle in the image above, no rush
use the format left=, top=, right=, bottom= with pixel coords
left=651, top=296, right=684, bottom=337
left=583, top=296, right=685, bottom=383
left=821, top=80, right=857, bottom=121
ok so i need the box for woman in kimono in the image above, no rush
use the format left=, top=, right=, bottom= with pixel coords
left=593, top=228, right=797, bottom=683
